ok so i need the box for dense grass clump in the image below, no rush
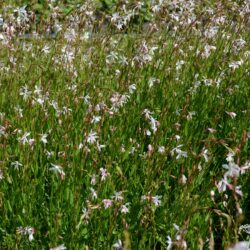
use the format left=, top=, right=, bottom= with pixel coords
left=0, top=1, right=250, bottom=249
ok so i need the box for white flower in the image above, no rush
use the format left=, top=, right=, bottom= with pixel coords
left=166, top=235, right=173, bottom=250
left=112, top=191, right=124, bottom=201
left=226, top=111, right=237, bottom=119
left=42, top=45, right=50, bottom=54
left=11, top=161, right=23, bottom=170
left=146, top=130, right=151, bottom=136
left=17, top=226, right=34, bottom=242
left=14, top=6, right=29, bottom=23
left=15, top=106, right=23, bottom=118
left=176, top=60, right=185, bottom=70
left=175, top=135, right=181, bottom=141
left=148, top=77, right=159, bottom=88
left=216, top=177, right=228, bottom=193
left=181, top=174, right=187, bottom=185
left=91, top=116, right=101, bottom=124
left=149, top=117, right=158, bottom=133
left=120, top=203, right=130, bottom=214
left=41, top=134, right=48, bottom=144
left=187, top=111, right=196, bottom=120
left=45, top=150, right=54, bottom=159
left=28, top=138, right=35, bottom=147
left=128, top=84, right=136, bottom=94
left=97, top=143, right=106, bottom=152
left=152, top=4, right=161, bottom=13
left=173, top=223, right=180, bottom=231
left=171, top=145, right=188, bottom=159
left=229, top=60, right=244, bottom=70
left=86, top=131, right=98, bottom=144
left=152, top=195, right=162, bottom=206
left=50, top=244, right=67, bottom=250
left=19, top=85, right=32, bottom=100
left=158, top=146, right=165, bottom=154
left=64, top=28, right=77, bottom=42
left=143, top=109, right=152, bottom=119
left=100, top=168, right=110, bottom=181
left=81, top=31, right=90, bottom=41
left=226, top=152, right=235, bottom=163
left=202, top=44, right=216, bottom=58
left=234, top=38, right=246, bottom=50
left=50, top=164, right=65, bottom=179
left=210, top=190, right=215, bottom=198
left=28, top=231, right=34, bottom=241
left=112, top=239, right=123, bottom=249
left=239, top=224, right=250, bottom=234
left=18, top=132, right=31, bottom=145
left=235, top=186, right=243, bottom=197
left=228, top=241, right=249, bottom=250
left=90, top=174, right=97, bottom=185
left=201, top=148, right=209, bottom=162
left=207, top=128, right=216, bottom=133
left=222, top=161, right=241, bottom=179
left=90, top=188, right=97, bottom=200
left=103, top=199, right=113, bottom=209
left=83, top=95, right=91, bottom=105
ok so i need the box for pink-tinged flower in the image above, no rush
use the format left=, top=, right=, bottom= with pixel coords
left=226, top=111, right=237, bottom=119
left=223, top=161, right=240, bottom=179
left=228, top=241, right=249, bottom=250
left=86, top=131, right=98, bottom=144
left=120, top=203, right=130, bottom=214
left=18, top=131, right=31, bottom=145
left=207, top=128, right=216, bottom=133
left=100, top=168, right=110, bottom=181
left=103, top=199, right=113, bottom=209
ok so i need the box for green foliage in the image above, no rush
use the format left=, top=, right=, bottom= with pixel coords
left=0, top=0, right=250, bottom=249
